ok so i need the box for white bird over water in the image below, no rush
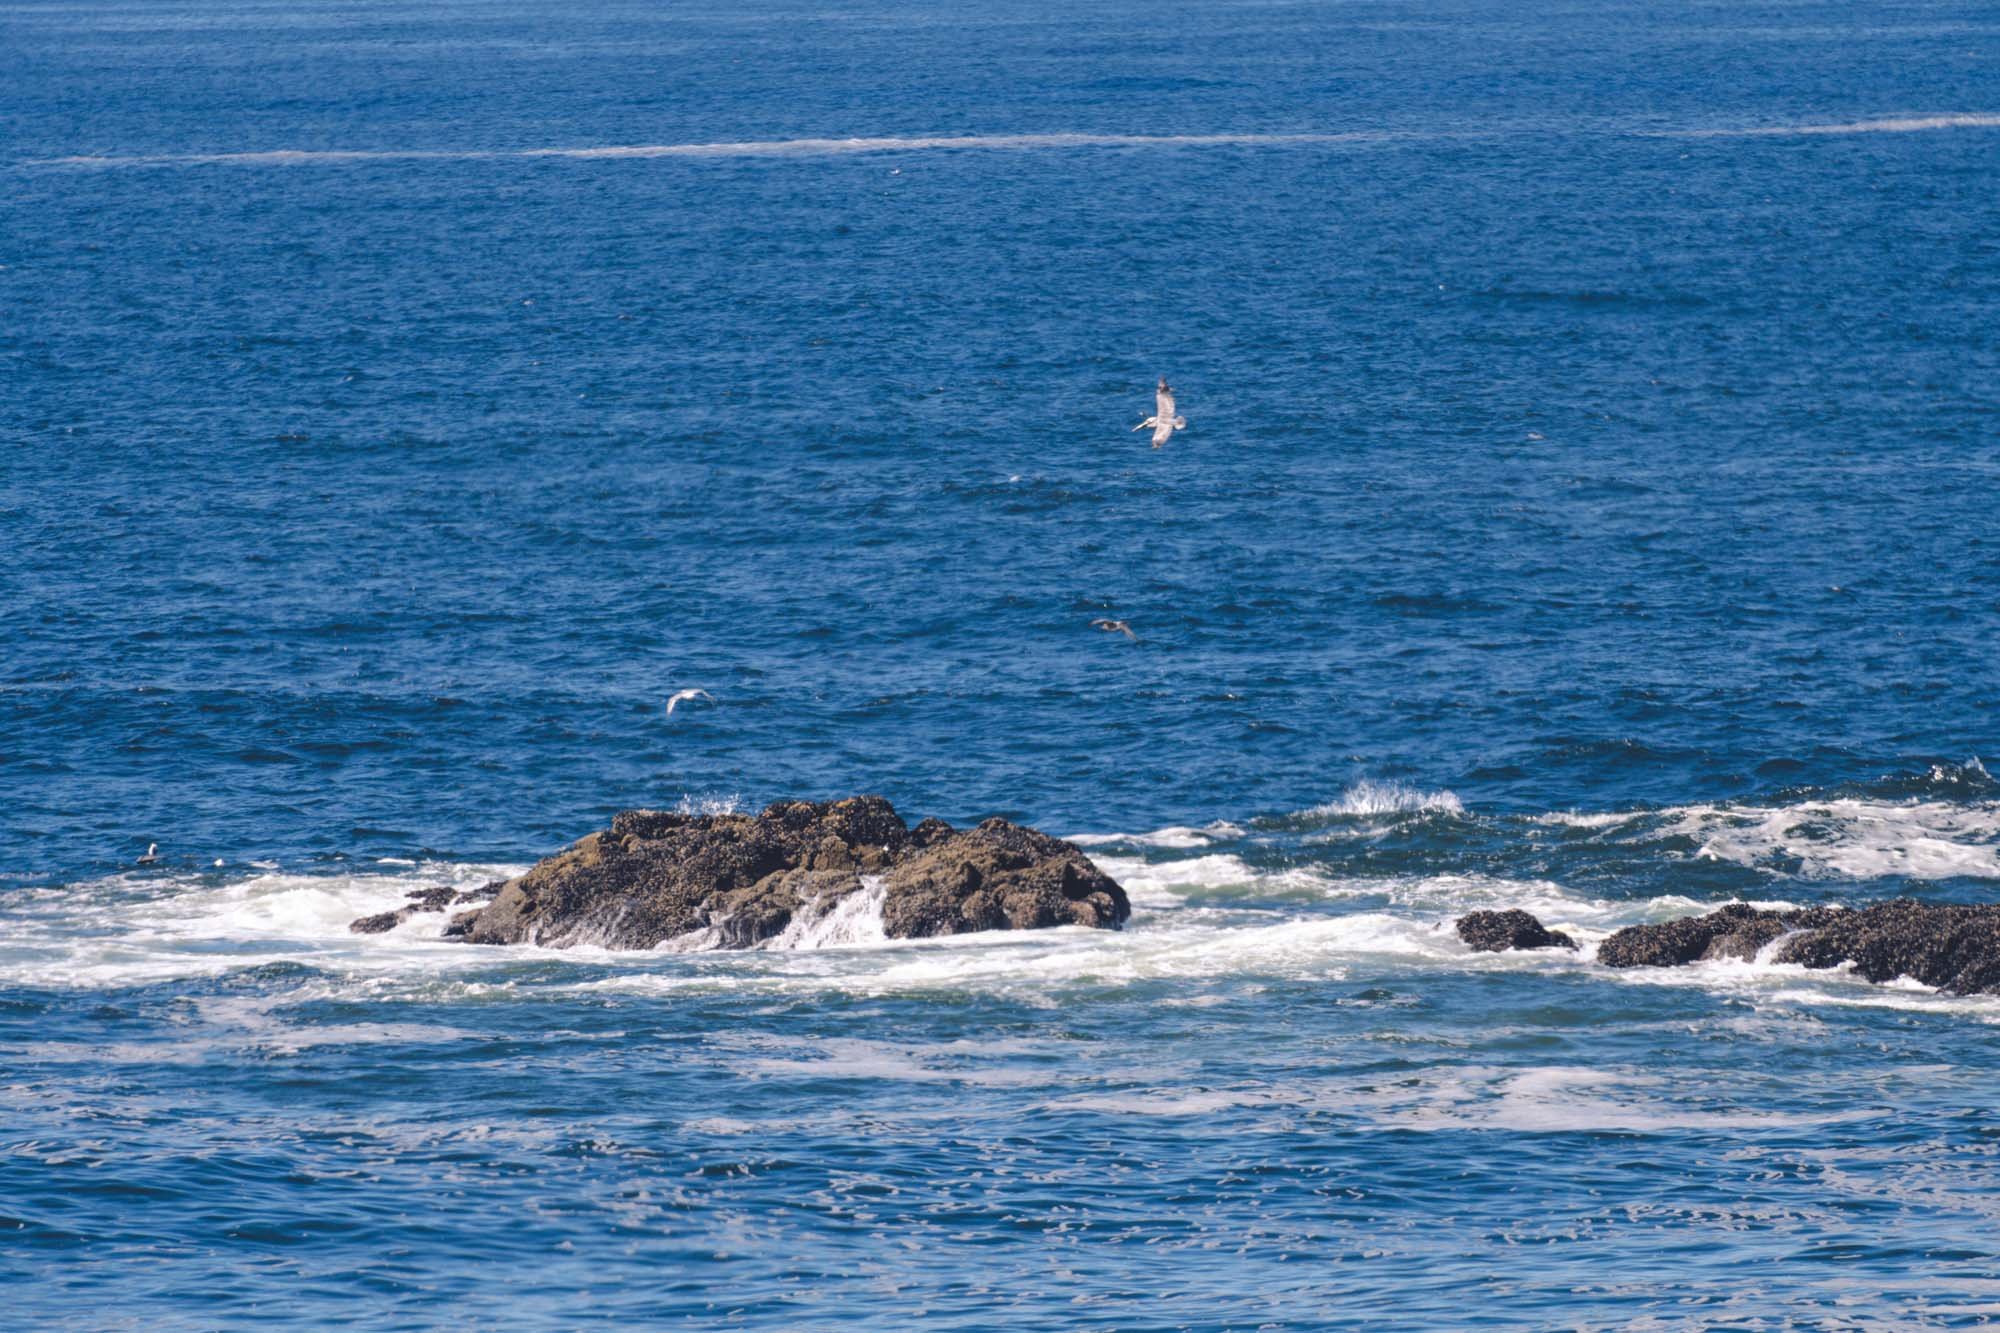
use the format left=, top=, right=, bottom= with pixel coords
left=137, top=843, right=161, bottom=865
left=1133, top=377, right=1187, bottom=448
left=666, top=689, right=714, bottom=716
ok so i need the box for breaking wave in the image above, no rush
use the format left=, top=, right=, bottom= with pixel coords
left=1301, top=780, right=1466, bottom=819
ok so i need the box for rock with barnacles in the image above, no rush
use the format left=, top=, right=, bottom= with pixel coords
left=1455, top=909, right=1577, bottom=953
left=1598, top=899, right=2000, bottom=995
left=353, top=796, right=1128, bottom=951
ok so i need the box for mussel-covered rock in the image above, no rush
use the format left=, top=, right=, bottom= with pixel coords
left=353, top=796, right=1128, bottom=951
left=1455, top=909, right=1577, bottom=953
left=1596, top=903, right=1819, bottom=968
left=1599, top=898, right=2000, bottom=995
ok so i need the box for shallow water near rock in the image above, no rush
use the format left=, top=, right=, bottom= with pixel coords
left=5, top=0, right=2000, bottom=1327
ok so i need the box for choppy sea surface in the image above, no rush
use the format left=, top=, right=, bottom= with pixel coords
left=5, top=0, right=2000, bottom=1326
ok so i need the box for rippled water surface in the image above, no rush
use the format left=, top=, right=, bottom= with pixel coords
left=4, top=0, right=2000, bottom=1326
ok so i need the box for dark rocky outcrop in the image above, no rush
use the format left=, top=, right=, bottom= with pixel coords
left=1599, top=899, right=2000, bottom=995
left=1455, top=909, right=1577, bottom=953
left=1597, top=903, right=1831, bottom=968
left=880, top=817, right=1128, bottom=937
left=352, top=796, right=1128, bottom=950
left=1768, top=899, right=2000, bottom=995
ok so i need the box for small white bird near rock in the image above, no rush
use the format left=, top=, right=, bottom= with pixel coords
left=137, top=843, right=161, bottom=865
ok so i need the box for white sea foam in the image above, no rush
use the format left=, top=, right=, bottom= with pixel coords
left=1375, top=1065, right=1861, bottom=1133
left=1659, top=797, right=2000, bottom=880
left=1037, top=1086, right=1308, bottom=1117
left=650, top=892, right=892, bottom=955
left=736, top=1035, right=1059, bottom=1087
left=1067, top=821, right=1245, bottom=849
left=1084, top=852, right=1333, bottom=910
left=756, top=878, right=888, bottom=950
left=3, top=811, right=1992, bottom=1016
left=1530, top=809, right=1645, bottom=830
left=0, top=861, right=525, bottom=988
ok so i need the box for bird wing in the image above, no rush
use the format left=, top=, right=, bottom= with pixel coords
left=1152, top=419, right=1174, bottom=446
left=1133, top=416, right=1157, bottom=431
left=1156, top=388, right=1175, bottom=417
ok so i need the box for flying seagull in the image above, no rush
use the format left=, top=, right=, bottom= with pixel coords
left=1133, top=377, right=1187, bottom=448
left=1091, top=619, right=1137, bottom=640
left=137, top=843, right=161, bottom=865
left=666, top=689, right=714, bottom=716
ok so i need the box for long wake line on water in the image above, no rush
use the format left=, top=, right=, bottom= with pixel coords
left=23, top=114, right=2000, bottom=169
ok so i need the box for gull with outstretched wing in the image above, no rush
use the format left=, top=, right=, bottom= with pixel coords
left=1133, top=377, right=1187, bottom=447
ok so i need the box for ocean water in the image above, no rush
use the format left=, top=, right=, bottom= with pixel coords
left=4, top=0, right=2000, bottom=1326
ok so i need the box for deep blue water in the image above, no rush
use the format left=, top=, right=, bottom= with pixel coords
left=4, top=0, right=2000, bottom=1326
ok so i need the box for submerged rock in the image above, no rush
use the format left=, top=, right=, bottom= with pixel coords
left=1599, top=899, right=2000, bottom=995
left=349, top=881, right=502, bottom=935
left=1455, top=909, right=1576, bottom=953
left=355, top=796, right=1128, bottom=951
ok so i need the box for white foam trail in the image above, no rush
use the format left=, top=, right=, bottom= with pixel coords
left=27, top=131, right=1392, bottom=170
left=1670, top=113, right=2000, bottom=138
left=25, top=115, right=1999, bottom=171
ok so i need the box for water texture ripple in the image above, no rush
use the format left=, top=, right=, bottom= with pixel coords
left=3, top=0, right=1998, bottom=1327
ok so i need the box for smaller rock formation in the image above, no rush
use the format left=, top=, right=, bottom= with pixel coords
left=1455, top=909, right=1577, bottom=953
left=349, top=882, right=503, bottom=935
